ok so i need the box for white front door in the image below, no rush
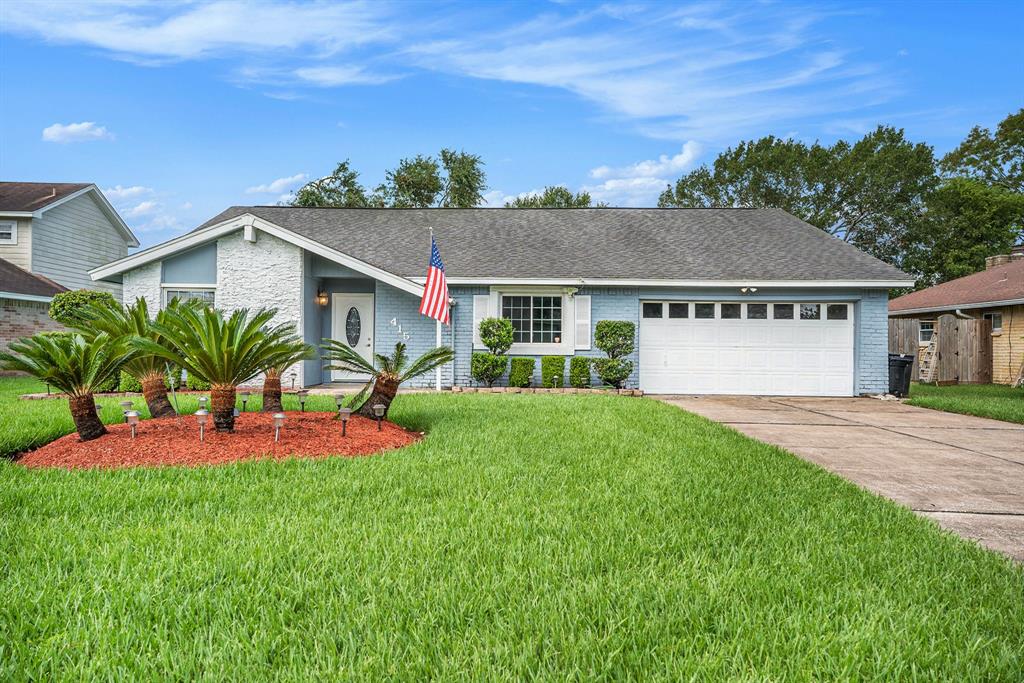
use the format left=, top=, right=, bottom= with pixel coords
left=639, top=301, right=855, bottom=396
left=331, top=293, right=375, bottom=381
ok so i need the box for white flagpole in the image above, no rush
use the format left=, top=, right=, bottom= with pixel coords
left=431, top=226, right=443, bottom=391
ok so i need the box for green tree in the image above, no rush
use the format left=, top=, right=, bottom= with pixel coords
left=440, top=148, right=487, bottom=207
left=48, top=289, right=117, bottom=326
left=0, top=332, right=133, bottom=442
left=905, top=178, right=1024, bottom=286
left=379, top=155, right=443, bottom=208
left=658, top=127, right=937, bottom=264
left=940, top=108, right=1023, bottom=193
left=321, top=340, right=454, bottom=418
left=292, top=160, right=372, bottom=208
left=505, top=186, right=603, bottom=208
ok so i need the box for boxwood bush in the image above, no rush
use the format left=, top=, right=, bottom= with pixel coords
left=479, top=318, right=514, bottom=355
left=185, top=373, right=211, bottom=391
left=593, top=320, right=635, bottom=389
left=508, top=357, right=535, bottom=388
left=569, top=356, right=592, bottom=388
left=48, top=289, right=116, bottom=326
left=541, top=356, right=564, bottom=388
left=471, top=353, right=507, bottom=387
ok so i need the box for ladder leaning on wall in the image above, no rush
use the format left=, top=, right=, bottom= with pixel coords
left=919, top=339, right=938, bottom=383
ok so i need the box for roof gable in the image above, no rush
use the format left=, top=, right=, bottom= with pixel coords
left=0, top=182, right=139, bottom=247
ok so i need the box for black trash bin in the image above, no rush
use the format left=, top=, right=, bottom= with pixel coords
left=888, top=353, right=915, bottom=397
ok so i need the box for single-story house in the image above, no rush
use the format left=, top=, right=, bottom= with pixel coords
left=90, top=207, right=912, bottom=395
left=889, top=248, right=1024, bottom=385
left=0, top=182, right=139, bottom=357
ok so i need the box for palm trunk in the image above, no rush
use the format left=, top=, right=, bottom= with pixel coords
left=211, top=384, right=237, bottom=432
left=141, top=371, right=176, bottom=419
left=356, top=376, right=400, bottom=419
left=69, top=394, right=106, bottom=442
left=262, top=368, right=283, bottom=413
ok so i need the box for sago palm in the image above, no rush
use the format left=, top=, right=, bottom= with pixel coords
left=75, top=297, right=184, bottom=418
left=0, top=332, right=134, bottom=442
left=261, top=339, right=316, bottom=412
left=321, top=340, right=453, bottom=418
left=138, top=306, right=306, bottom=432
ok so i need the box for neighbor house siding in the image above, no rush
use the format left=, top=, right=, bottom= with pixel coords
left=31, top=194, right=128, bottom=295
left=990, top=304, right=1023, bottom=385
left=0, top=218, right=32, bottom=271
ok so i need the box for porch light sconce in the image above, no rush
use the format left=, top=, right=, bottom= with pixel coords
left=196, top=409, right=209, bottom=442
left=297, top=389, right=309, bottom=412
left=240, top=390, right=250, bottom=412
left=316, top=290, right=329, bottom=306
left=119, top=400, right=133, bottom=422
left=273, top=412, right=286, bottom=442
left=372, top=403, right=386, bottom=431
left=289, top=372, right=297, bottom=390
left=125, top=410, right=140, bottom=439
left=740, top=287, right=758, bottom=294
left=338, top=407, right=352, bottom=436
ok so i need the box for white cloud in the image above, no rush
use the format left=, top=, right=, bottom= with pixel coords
left=245, top=173, right=308, bottom=194
left=582, top=142, right=702, bottom=206
left=293, top=65, right=396, bottom=86
left=41, top=121, right=113, bottom=143
left=103, top=184, right=152, bottom=199
left=125, top=200, right=158, bottom=217
left=482, top=188, right=545, bottom=207
left=589, top=141, right=701, bottom=180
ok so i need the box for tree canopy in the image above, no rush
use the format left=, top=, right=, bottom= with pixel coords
left=940, top=108, right=1023, bottom=193
left=505, top=186, right=604, bottom=208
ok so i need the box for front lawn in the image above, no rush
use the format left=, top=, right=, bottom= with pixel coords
left=907, top=382, right=1024, bottom=424
left=1, top=378, right=1022, bottom=680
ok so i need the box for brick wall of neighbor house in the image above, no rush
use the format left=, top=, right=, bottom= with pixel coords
left=0, top=297, right=63, bottom=374
left=992, top=304, right=1024, bottom=385
left=217, top=230, right=305, bottom=386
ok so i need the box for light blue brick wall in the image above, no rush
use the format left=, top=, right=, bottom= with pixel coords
left=375, top=281, right=452, bottom=388
left=854, top=288, right=890, bottom=394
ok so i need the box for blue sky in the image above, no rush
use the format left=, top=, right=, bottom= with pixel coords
left=1, top=0, right=1022, bottom=248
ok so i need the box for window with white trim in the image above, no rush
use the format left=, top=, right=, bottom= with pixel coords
left=501, top=295, right=562, bottom=343
left=163, top=288, right=215, bottom=307
left=0, top=221, right=16, bottom=244
left=919, top=321, right=935, bottom=343
left=983, top=312, right=1003, bottom=332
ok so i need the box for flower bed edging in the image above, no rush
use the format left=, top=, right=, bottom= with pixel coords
left=452, top=386, right=643, bottom=396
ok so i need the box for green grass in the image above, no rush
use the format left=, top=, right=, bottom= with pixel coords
left=1, top=378, right=1022, bottom=680
left=907, top=382, right=1024, bottom=424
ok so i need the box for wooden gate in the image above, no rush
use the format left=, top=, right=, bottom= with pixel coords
left=890, top=315, right=992, bottom=385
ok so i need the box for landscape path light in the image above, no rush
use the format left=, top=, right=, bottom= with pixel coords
left=119, top=400, right=133, bottom=422
left=273, top=413, right=286, bottom=442
left=338, top=407, right=352, bottom=436
left=297, top=389, right=309, bottom=412
left=233, top=407, right=240, bottom=418
left=334, top=393, right=345, bottom=411
left=95, top=404, right=103, bottom=419
left=198, top=396, right=208, bottom=411
left=240, top=390, right=250, bottom=412
left=125, top=410, right=140, bottom=439
left=372, top=403, right=385, bottom=431
left=195, top=409, right=209, bottom=442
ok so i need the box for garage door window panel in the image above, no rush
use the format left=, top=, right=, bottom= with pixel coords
left=721, top=303, right=741, bottom=319
left=826, top=304, right=848, bottom=320
left=642, top=302, right=663, bottom=318
left=800, top=304, right=821, bottom=320
left=668, top=303, right=688, bottom=318
left=695, top=303, right=715, bottom=319
left=746, top=303, right=768, bottom=320
left=773, top=304, right=794, bottom=320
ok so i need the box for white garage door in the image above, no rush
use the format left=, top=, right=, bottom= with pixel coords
left=639, top=301, right=855, bottom=396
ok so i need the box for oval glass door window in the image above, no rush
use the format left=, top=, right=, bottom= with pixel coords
left=345, top=307, right=361, bottom=346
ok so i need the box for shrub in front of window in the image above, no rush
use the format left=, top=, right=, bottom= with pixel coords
left=508, top=357, right=535, bottom=388
left=479, top=318, right=514, bottom=355
left=593, top=320, right=635, bottom=389
left=185, top=372, right=211, bottom=391
left=471, top=353, right=507, bottom=387
left=569, top=356, right=592, bottom=388
left=118, top=370, right=143, bottom=393
left=541, top=356, right=565, bottom=388
left=48, top=289, right=117, bottom=326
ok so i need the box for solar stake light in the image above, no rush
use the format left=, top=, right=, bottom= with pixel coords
left=195, top=409, right=209, bottom=442
left=338, top=407, right=352, bottom=436
left=334, top=393, right=345, bottom=411
left=198, top=396, right=208, bottom=411
left=240, top=390, right=250, bottom=412
left=119, top=400, right=133, bottom=422
left=233, top=407, right=240, bottom=418
left=372, top=403, right=385, bottom=431
left=125, top=410, right=140, bottom=439
left=273, top=413, right=286, bottom=442
left=297, top=389, right=309, bottom=412
left=289, top=373, right=297, bottom=390
left=95, top=404, right=103, bottom=418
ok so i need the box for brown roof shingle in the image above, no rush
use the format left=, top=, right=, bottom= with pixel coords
left=889, top=258, right=1024, bottom=312
left=0, top=258, right=68, bottom=298
left=0, top=182, right=91, bottom=212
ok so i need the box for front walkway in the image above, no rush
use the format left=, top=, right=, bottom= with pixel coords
left=657, top=395, right=1024, bottom=562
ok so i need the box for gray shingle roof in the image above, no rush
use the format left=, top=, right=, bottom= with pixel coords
left=198, top=206, right=909, bottom=282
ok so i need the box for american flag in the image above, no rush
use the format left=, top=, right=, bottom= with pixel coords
left=418, top=236, right=450, bottom=324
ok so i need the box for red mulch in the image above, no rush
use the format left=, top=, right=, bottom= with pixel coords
left=18, top=411, right=420, bottom=470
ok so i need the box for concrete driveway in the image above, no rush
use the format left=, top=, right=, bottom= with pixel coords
left=658, top=395, right=1024, bottom=562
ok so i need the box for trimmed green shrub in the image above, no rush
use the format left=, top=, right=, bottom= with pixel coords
left=594, top=320, right=635, bottom=359
left=48, top=290, right=117, bottom=326
left=541, top=356, right=564, bottom=388
left=471, top=353, right=507, bottom=387
left=118, top=371, right=143, bottom=392
left=479, top=318, right=514, bottom=355
left=592, top=358, right=633, bottom=389
left=508, top=357, right=535, bottom=388
left=569, top=356, right=592, bottom=388
left=185, top=373, right=211, bottom=391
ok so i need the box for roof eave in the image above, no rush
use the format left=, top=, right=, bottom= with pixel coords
left=889, top=298, right=1024, bottom=316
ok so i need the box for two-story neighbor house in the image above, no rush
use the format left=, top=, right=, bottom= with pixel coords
left=0, top=182, right=139, bottom=355
left=90, top=206, right=912, bottom=395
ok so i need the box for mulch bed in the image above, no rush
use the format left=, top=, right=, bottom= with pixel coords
left=17, top=411, right=420, bottom=470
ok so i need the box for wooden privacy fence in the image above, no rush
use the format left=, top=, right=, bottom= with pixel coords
left=888, top=314, right=992, bottom=385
